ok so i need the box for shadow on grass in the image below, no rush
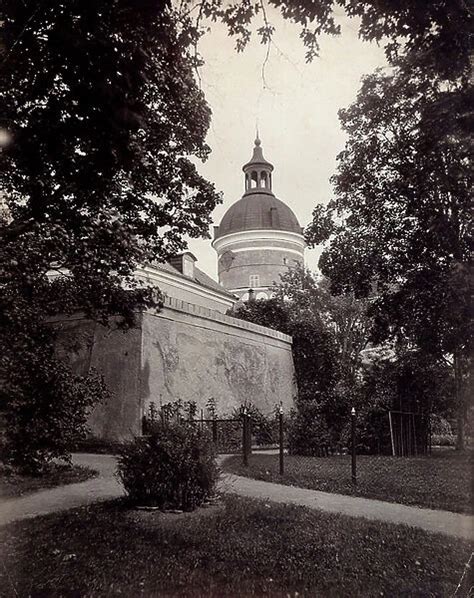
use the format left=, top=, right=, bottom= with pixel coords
left=0, top=495, right=472, bottom=597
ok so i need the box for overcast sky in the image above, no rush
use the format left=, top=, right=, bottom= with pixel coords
left=186, top=7, right=388, bottom=278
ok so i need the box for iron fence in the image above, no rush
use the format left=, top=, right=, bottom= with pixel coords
left=238, top=408, right=438, bottom=493
left=143, top=402, right=445, bottom=492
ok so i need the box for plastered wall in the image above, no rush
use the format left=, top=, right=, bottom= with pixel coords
left=141, top=298, right=296, bottom=418
left=54, top=298, right=296, bottom=442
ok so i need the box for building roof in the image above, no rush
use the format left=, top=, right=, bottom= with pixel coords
left=215, top=192, right=302, bottom=239
left=151, top=260, right=236, bottom=299
left=242, top=136, right=274, bottom=172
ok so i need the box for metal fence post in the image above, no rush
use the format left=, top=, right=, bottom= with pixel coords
left=242, top=409, right=248, bottom=467
left=351, top=407, right=357, bottom=485
left=279, top=406, right=284, bottom=475
left=246, top=413, right=252, bottom=458
left=212, top=418, right=218, bottom=446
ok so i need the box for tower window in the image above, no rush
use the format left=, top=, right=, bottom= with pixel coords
left=249, top=274, right=260, bottom=288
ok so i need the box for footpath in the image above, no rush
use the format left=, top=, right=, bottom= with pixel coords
left=0, top=453, right=472, bottom=541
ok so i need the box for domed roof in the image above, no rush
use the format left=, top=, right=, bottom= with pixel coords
left=215, top=192, right=302, bottom=239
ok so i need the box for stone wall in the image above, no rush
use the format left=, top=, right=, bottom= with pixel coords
left=54, top=297, right=296, bottom=442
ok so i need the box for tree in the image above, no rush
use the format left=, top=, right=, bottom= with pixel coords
left=274, top=263, right=371, bottom=385
left=191, top=0, right=470, bottom=80
left=230, top=294, right=341, bottom=453
left=306, top=51, right=472, bottom=448
left=230, top=264, right=373, bottom=451
left=230, top=296, right=340, bottom=400
left=0, top=1, right=220, bottom=469
left=1, top=1, right=469, bottom=468
left=349, top=348, right=455, bottom=454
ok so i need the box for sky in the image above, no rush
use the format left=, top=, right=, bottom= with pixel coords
left=186, top=7, right=388, bottom=278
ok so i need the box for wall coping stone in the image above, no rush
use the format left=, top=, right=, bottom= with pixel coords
left=48, top=298, right=293, bottom=344
left=152, top=296, right=292, bottom=344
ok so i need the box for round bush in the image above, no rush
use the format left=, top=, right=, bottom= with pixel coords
left=117, top=421, right=219, bottom=511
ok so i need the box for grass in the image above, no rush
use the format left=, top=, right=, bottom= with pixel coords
left=0, top=463, right=97, bottom=499
left=223, top=449, right=473, bottom=514
left=0, top=496, right=472, bottom=597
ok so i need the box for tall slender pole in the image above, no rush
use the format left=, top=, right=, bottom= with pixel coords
left=351, top=407, right=357, bottom=486
left=279, top=406, right=284, bottom=475
left=429, top=413, right=432, bottom=455
left=243, top=409, right=248, bottom=467
left=388, top=411, right=395, bottom=456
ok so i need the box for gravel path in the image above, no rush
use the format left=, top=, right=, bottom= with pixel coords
left=0, top=453, right=472, bottom=541
left=0, top=454, right=123, bottom=526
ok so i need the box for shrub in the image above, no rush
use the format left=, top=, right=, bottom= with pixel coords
left=215, top=419, right=242, bottom=452
left=430, top=415, right=454, bottom=436
left=287, top=401, right=332, bottom=456
left=338, top=408, right=393, bottom=455
left=431, top=434, right=456, bottom=447
left=1, top=358, right=107, bottom=474
left=117, top=421, right=218, bottom=511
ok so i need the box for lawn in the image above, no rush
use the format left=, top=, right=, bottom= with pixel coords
left=223, top=449, right=473, bottom=514
left=0, top=463, right=97, bottom=499
left=0, top=496, right=472, bottom=597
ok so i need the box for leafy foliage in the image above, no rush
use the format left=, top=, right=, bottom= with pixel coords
left=274, top=264, right=371, bottom=385
left=0, top=326, right=109, bottom=473
left=231, top=403, right=278, bottom=446
left=0, top=2, right=220, bottom=470
left=230, top=279, right=351, bottom=453
left=231, top=295, right=340, bottom=402
left=1, top=0, right=469, bottom=469
left=287, top=402, right=332, bottom=456
left=180, top=1, right=471, bottom=79
left=348, top=350, right=455, bottom=455
left=306, top=51, right=472, bottom=447
left=117, top=420, right=218, bottom=510
left=232, top=265, right=375, bottom=452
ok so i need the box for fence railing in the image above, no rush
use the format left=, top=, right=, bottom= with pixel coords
left=143, top=403, right=435, bottom=485
left=239, top=408, right=434, bottom=486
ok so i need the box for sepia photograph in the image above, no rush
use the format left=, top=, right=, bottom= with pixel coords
left=0, top=1, right=472, bottom=596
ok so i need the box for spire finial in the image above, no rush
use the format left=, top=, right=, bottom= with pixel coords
left=255, top=122, right=261, bottom=146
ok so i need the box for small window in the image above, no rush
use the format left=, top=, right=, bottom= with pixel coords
left=249, top=274, right=260, bottom=288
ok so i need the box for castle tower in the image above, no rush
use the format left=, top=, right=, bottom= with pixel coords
left=212, top=137, right=305, bottom=300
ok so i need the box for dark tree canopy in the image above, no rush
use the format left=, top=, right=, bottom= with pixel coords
left=191, top=0, right=471, bottom=79
left=306, top=52, right=471, bottom=356
left=305, top=50, right=472, bottom=446
left=0, top=1, right=221, bottom=469
left=273, top=263, right=370, bottom=384
left=0, top=1, right=470, bottom=466
left=1, top=1, right=220, bottom=314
